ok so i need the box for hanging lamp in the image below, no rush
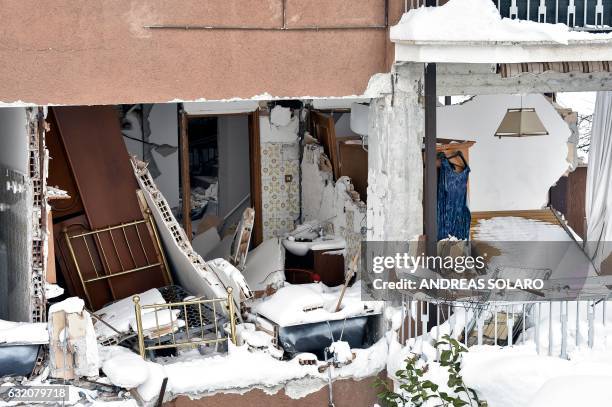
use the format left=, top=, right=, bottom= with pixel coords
left=495, top=96, right=549, bottom=138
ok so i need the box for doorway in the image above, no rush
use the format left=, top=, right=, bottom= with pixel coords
left=179, top=110, right=262, bottom=247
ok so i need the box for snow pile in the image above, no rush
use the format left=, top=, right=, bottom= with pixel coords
left=164, top=342, right=311, bottom=394
left=0, top=319, right=48, bottom=344
left=329, top=341, right=352, bottom=363
left=461, top=344, right=612, bottom=407
left=163, top=338, right=387, bottom=397
left=252, top=281, right=382, bottom=327
left=49, top=297, right=85, bottom=314
left=100, top=346, right=151, bottom=389
left=527, top=376, right=611, bottom=407
left=390, top=0, right=612, bottom=45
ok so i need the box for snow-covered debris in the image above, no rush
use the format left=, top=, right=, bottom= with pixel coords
left=329, top=341, right=352, bottom=364
left=94, top=288, right=166, bottom=342
left=252, top=281, right=382, bottom=327
left=391, top=0, right=612, bottom=45
left=0, top=319, right=48, bottom=344
left=48, top=297, right=100, bottom=378
left=49, top=297, right=85, bottom=315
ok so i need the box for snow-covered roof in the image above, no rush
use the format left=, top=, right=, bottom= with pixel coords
left=391, top=0, right=612, bottom=63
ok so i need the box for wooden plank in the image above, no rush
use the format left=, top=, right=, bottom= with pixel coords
left=248, top=110, right=264, bottom=246
left=179, top=110, right=193, bottom=240
left=311, top=111, right=340, bottom=180
left=338, top=139, right=368, bottom=201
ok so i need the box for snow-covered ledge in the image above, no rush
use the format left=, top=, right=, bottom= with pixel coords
left=392, top=0, right=612, bottom=64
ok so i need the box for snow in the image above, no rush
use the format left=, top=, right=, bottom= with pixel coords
left=461, top=344, right=612, bottom=407
left=45, top=283, right=65, bottom=299
left=391, top=0, right=612, bottom=45
left=100, top=346, right=150, bottom=389
left=329, top=341, right=352, bottom=364
left=162, top=337, right=387, bottom=397
left=527, top=376, right=611, bottom=407
left=473, top=217, right=572, bottom=242
left=48, top=297, right=85, bottom=315
left=386, top=300, right=612, bottom=407
left=94, top=288, right=165, bottom=341
left=137, top=361, right=167, bottom=402
left=252, top=281, right=383, bottom=327
left=0, top=319, right=48, bottom=344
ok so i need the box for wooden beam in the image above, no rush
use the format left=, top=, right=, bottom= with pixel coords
left=179, top=110, right=192, bottom=240
left=248, top=110, right=263, bottom=246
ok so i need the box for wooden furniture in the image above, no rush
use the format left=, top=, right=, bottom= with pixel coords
left=48, top=106, right=172, bottom=310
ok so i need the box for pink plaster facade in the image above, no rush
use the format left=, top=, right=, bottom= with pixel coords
left=0, top=0, right=404, bottom=106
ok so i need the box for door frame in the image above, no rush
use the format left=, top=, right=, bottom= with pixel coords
left=179, top=109, right=263, bottom=246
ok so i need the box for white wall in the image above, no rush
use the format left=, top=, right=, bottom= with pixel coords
left=438, top=94, right=572, bottom=211
left=123, top=104, right=180, bottom=208
left=217, top=115, right=250, bottom=226
left=0, top=107, right=28, bottom=173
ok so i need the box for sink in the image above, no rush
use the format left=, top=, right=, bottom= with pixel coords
left=282, top=235, right=346, bottom=256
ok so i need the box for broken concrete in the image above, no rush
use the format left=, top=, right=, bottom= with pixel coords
left=367, top=64, right=424, bottom=241
left=48, top=297, right=100, bottom=379
left=301, top=144, right=366, bottom=271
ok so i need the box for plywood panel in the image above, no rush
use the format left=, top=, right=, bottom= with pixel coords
left=311, top=111, right=339, bottom=180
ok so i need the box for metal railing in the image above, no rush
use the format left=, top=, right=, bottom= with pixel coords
left=407, top=0, right=612, bottom=31
left=399, top=297, right=610, bottom=359
left=132, top=287, right=237, bottom=359
left=63, top=213, right=172, bottom=308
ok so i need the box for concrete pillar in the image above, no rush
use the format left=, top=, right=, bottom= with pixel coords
left=367, top=63, right=424, bottom=241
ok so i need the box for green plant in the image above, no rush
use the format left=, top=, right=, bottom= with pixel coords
left=374, top=335, right=486, bottom=407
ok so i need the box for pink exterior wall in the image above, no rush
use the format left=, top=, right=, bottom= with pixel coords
left=0, top=0, right=404, bottom=106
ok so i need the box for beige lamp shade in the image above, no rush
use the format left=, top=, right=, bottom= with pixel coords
left=495, top=108, right=549, bottom=138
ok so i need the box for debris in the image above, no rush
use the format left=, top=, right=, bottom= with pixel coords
left=243, top=238, right=285, bottom=292
left=48, top=297, right=100, bottom=379
left=94, top=288, right=166, bottom=343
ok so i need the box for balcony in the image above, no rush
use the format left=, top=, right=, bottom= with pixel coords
left=409, top=0, right=612, bottom=31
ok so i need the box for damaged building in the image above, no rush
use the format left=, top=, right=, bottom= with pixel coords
left=1, top=1, right=612, bottom=406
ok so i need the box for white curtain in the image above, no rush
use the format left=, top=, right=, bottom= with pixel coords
left=586, top=91, right=612, bottom=272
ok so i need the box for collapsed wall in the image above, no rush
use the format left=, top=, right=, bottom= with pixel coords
left=301, top=144, right=366, bottom=269
left=0, top=107, right=47, bottom=322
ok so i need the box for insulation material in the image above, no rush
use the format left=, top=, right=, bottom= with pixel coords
left=48, top=297, right=100, bottom=379
left=301, top=144, right=366, bottom=270
left=586, top=91, right=612, bottom=273
left=130, top=158, right=243, bottom=312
